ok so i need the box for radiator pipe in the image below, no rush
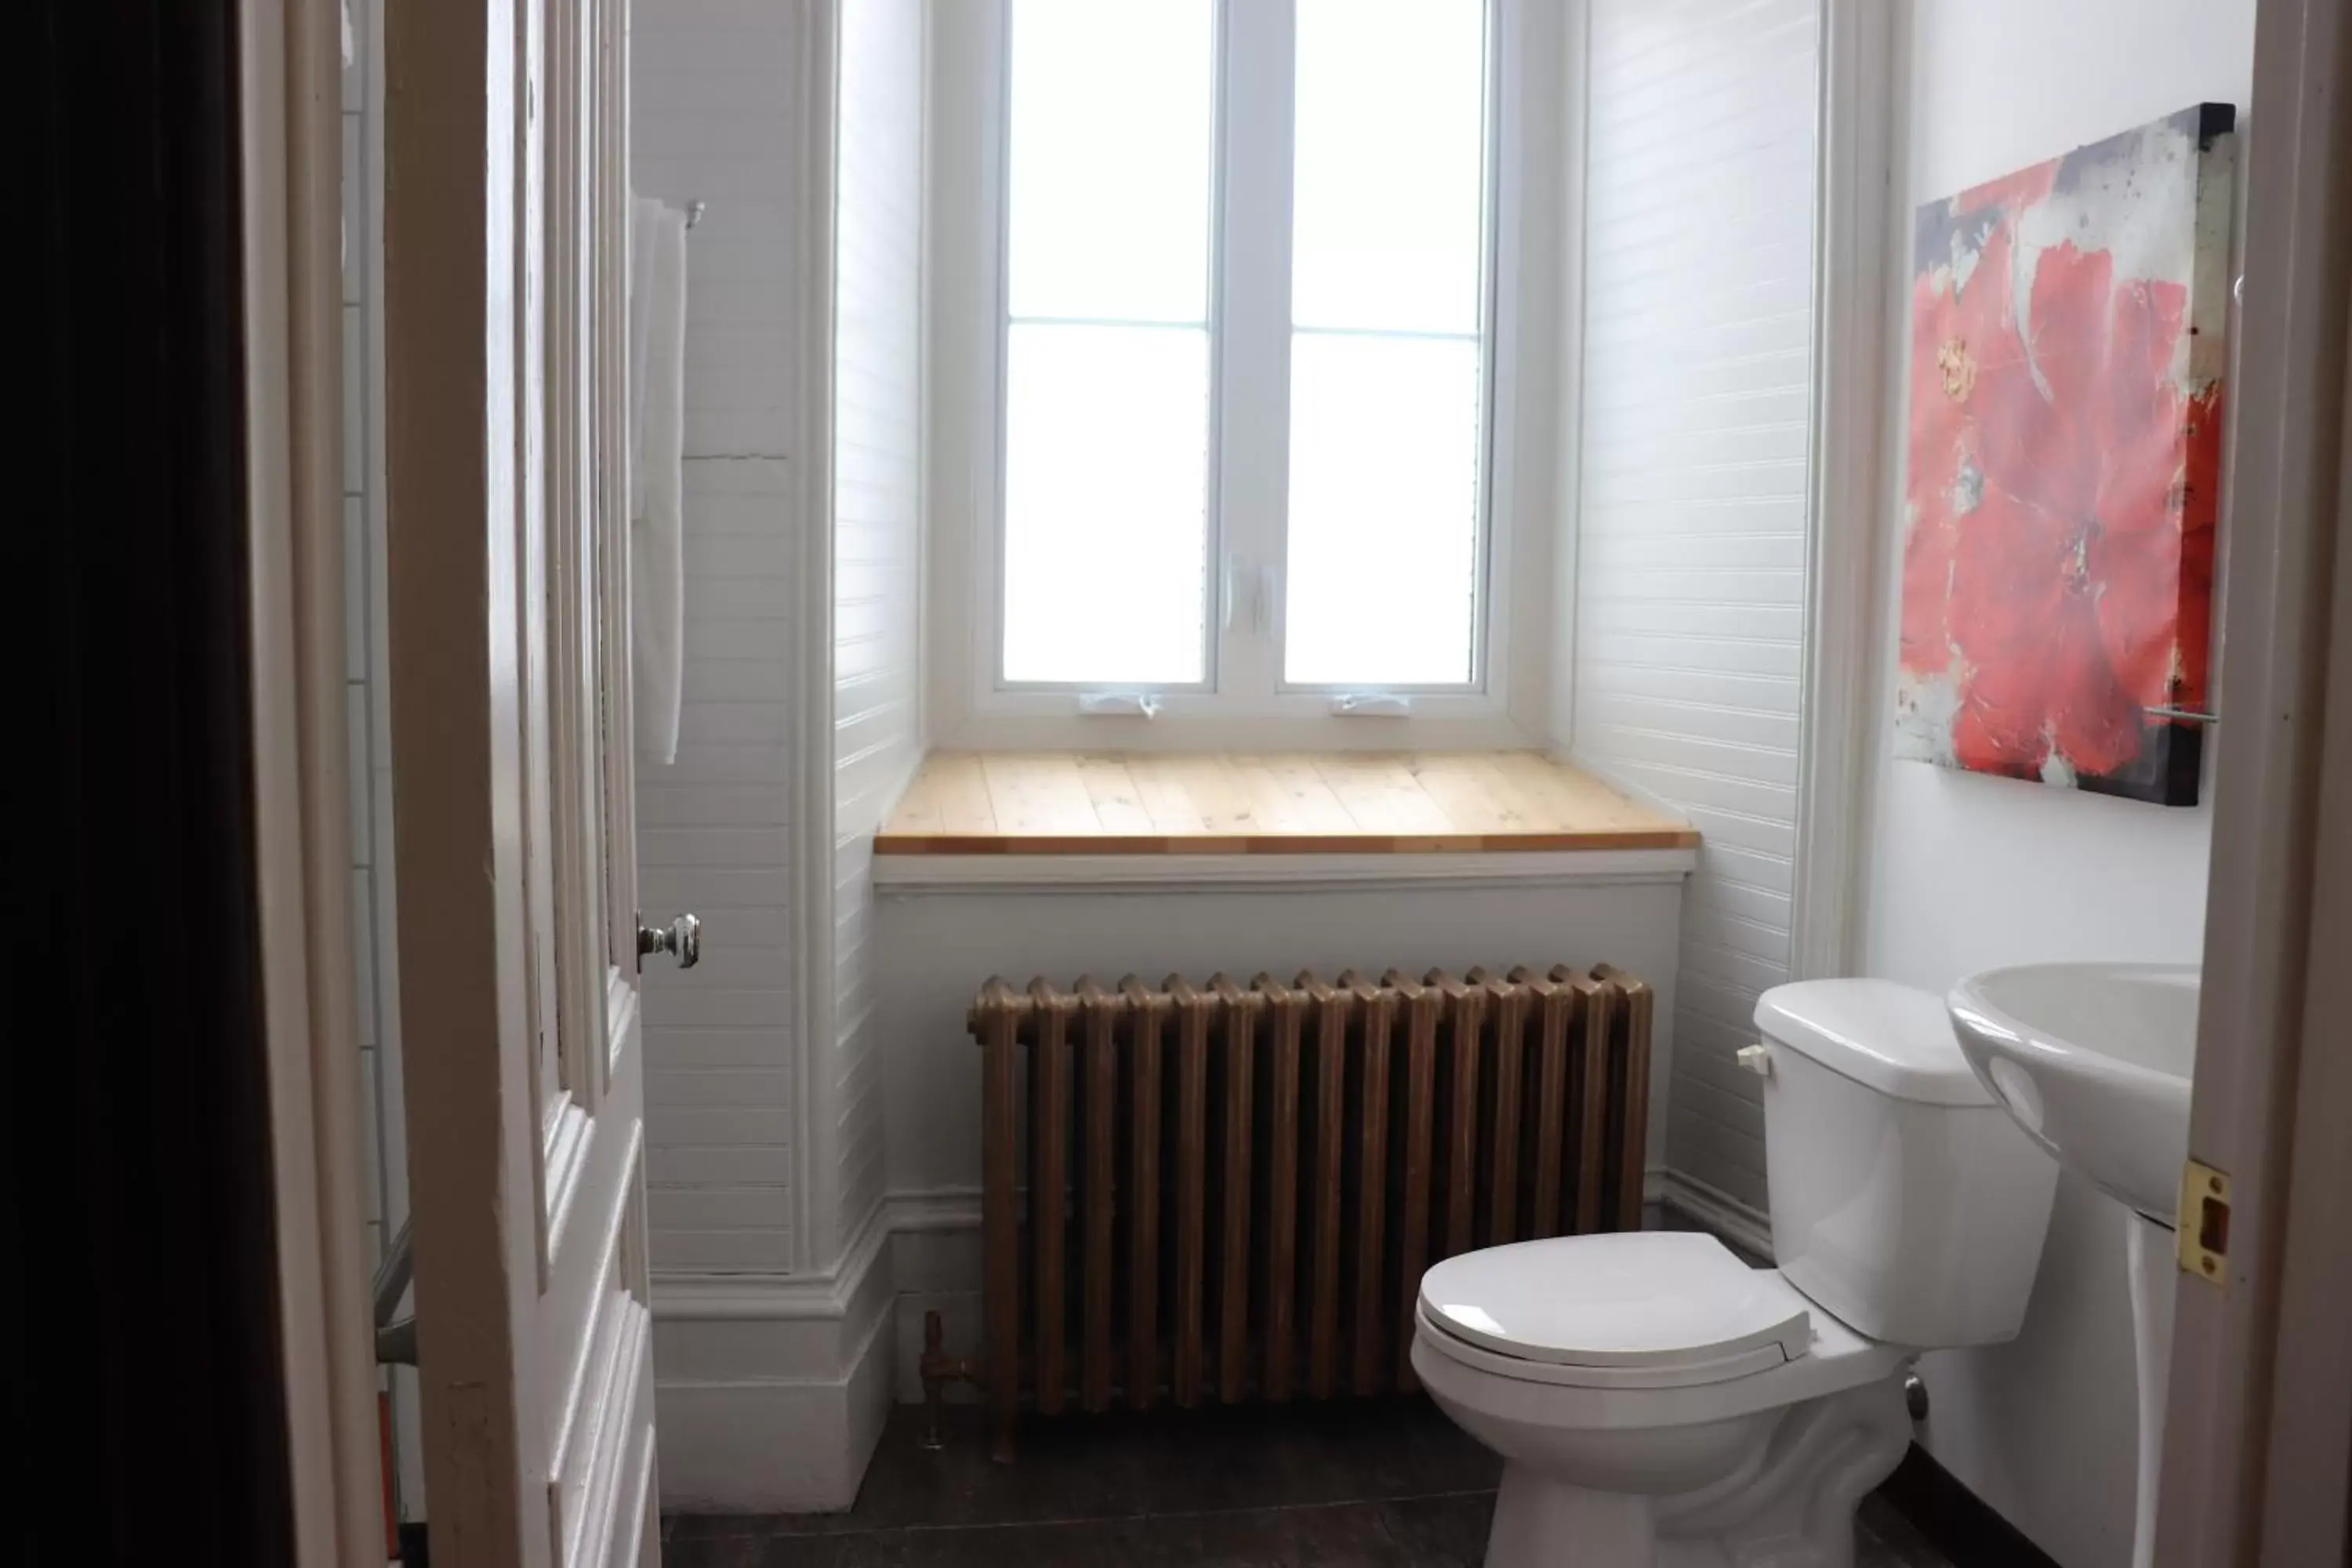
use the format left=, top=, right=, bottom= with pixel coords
left=917, top=1309, right=988, bottom=1454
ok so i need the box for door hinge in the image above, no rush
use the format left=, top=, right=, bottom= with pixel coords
left=2178, top=1158, right=2231, bottom=1283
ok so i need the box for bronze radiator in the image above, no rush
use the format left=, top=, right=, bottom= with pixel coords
left=923, top=964, right=1655, bottom=1457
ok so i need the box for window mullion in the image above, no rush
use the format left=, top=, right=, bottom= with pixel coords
left=1208, top=0, right=1294, bottom=705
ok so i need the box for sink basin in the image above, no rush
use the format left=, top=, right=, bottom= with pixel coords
left=1946, top=964, right=2199, bottom=1225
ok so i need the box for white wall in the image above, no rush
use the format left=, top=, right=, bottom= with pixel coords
left=633, top=0, right=814, bottom=1279
left=631, top=0, right=919, bottom=1509
left=830, top=0, right=927, bottom=1263
left=1566, top=0, right=1822, bottom=1218
left=1860, top=4, right=2252, bottom=1564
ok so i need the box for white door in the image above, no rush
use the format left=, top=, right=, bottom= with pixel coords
left=383, top=1, right=677, bottom=1563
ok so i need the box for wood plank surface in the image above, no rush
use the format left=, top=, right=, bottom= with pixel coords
left=877, top=750, right=1697, bottom=854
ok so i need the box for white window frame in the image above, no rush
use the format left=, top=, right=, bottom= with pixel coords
left=927, top=0, right=1560, bottom=749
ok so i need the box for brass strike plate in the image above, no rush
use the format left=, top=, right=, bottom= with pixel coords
left=2179, top=1159, right=2231, bottom=1284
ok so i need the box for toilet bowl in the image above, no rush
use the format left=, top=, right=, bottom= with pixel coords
left=1414, top=979, right=2062, bottom=1567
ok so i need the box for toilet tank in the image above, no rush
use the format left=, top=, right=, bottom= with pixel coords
left=1751, top=980, right=2059, bottom=1348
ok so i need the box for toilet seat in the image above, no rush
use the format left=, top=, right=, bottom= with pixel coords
left=1417, top=1232, right=1813, bottom=1390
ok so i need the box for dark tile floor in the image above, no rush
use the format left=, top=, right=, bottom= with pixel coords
left=663, top=1399, right=1955, bottom=1566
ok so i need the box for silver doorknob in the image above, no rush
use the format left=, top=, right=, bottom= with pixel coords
left=637, top=913, right=701, bottom=969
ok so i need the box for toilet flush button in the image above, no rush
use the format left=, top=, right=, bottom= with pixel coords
left=1737, top=1044, right=1773, bottom=1077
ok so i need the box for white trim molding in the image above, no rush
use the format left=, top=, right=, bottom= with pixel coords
left=661, top=1169, right=1786, bottom=1444
left=647, top=1193, right=978, bottom=1508
left=648, top=1191, right=896, bottom=1512
left=1790, top=0, right=1895, bottom=983
left=2161, top=0, right=2352, bottom=1557
left=654, top=1196, right=894, bottom=1323
left=1659, top=1170, right=1776, bottom=1263
left=873, top=846, right=1696, bottom=895
left=789, top=0, right=844, bottom=1278
left=240, top=0, right=383, bottom=1552
left=652, top=1300, right=895, bottom=1514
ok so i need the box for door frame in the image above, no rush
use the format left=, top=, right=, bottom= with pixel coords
left=2158, top=0, right=2352, bottom=1559
left=239, top=0, right=391, bottom=1559
left=1789, top=0, right=1896, bottom=983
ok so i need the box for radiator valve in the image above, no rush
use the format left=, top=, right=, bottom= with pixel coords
left=917, top=1309, right=985, bottom=1456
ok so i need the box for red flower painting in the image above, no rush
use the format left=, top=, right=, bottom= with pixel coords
left=1896, top=106, right=2234, bottom=805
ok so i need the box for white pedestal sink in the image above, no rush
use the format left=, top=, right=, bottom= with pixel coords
left=1946, top=964, right=2199, bottom=1568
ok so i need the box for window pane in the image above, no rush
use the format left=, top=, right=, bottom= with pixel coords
left=1286, top=0, right=1488, bottom=688
left=1007, top=0, right=1214, bottom=323
left=1003, top=325, right=1210, bottom=684
left=1283, top=336, right=1480, bottom=686
left=1292, top=0, right=1486, bottom=335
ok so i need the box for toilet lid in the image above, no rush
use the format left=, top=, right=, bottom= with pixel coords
left=1418, top=1232, right=1812, bottom=1370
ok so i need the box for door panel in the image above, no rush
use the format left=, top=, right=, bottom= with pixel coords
left=386, top=0, right=657, bottom=1561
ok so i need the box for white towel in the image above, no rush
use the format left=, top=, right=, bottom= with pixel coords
left=630, top=198, right=688, bottom=767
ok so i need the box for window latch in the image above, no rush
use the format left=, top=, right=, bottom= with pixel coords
left=1330, top=693, right=1412, bottom=717
left=1078, top=691, right=1163, bottom=719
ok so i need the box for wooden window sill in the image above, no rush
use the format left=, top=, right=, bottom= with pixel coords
left=876, top=750, right=1699, bottom=858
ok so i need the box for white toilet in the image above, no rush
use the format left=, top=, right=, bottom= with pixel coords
left=1412, top=978, right=2060, bottom=1567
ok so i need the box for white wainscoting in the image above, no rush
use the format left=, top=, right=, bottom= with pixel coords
left=633, top=0, right=816, bottom=1278
left=871, top=873, right=1690, bottom=1339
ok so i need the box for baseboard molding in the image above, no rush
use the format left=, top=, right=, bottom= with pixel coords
left=648, top=1199, right=896, bottom=1512
left=651, top=1172, right=1769, bottom=1510
left=1878, top=1443, right=2062, bottom=1568
left=657, top=1172, right=1749, bottom=1327
left=652, top=1292, right=893, bottom=1513
left=1657, top=1169, right=1774, bottom=1261
left=653, top=1192, right=894, bottom=1323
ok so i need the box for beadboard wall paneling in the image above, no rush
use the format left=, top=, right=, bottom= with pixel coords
left=831, top=0, right=927, bottom=1257
left=1569, top=0, right=1821, bottom=1216
left=633, top=0, right=809, bottom=1275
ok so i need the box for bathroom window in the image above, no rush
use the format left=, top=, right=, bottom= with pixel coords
left=934, top=0, right=1546, bottom=738
left=1000, top=0, right=1218, bottom=686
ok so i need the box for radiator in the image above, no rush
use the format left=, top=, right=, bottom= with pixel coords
left=927, top=964, right=1654, bottom=1457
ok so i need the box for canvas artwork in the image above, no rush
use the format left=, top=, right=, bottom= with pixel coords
left=1896, top=105, right=2235, bottom=807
